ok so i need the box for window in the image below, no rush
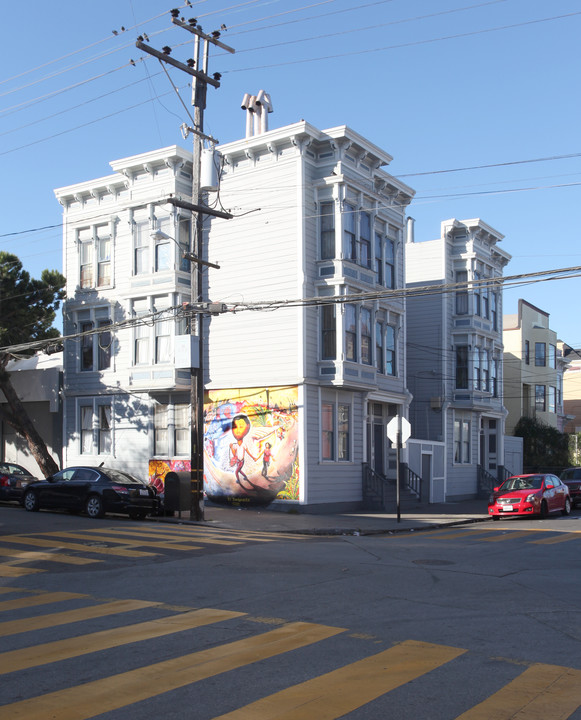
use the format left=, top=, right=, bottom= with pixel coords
left=481, top=285, right=489, bottom=319
left=178, top=218, right=191, bottom=273
left=80, top=406, right=93, bottom=454
left=385, top=325, right=396, bottom=376
left=360, top=213, right=371, bottom=268
left=81, top=321, right=94, bottom=371
left=456, top=346, right=468, bottom=389
left=524, top=340, right=530, bottom=364
left=490, top=291, right=497, bottom=331
left=134, top=217, right=149, bottom=275
left=491, top=356, right=498, bottom=397
left=96, top=225, right=111, bottom=287
left=535, top=342, right=546, bottom=367
left=548, top=386, right=556, bottom=414
left=375, top=321, right=384, bottom=374
left=455, top=270, right=468, bottom=315
left=454, top=415, right=471, bottom=463
left=97, top=320, right=112, bottom=371
left=155, top=316, right=171, bottom=364
left=374, top=226, right=383, bottom=285
left=154, top=400, right=189, bottom=456
left=321, top=403, right=334, bottom=460
left=321, top=399, right=351, bottom=462
left=481, top=349, right=489, bottom=392
left=385, top=237, right=395, bottom=289
left=535, top=384, right=546, bottom=412
left=134, top=319, right=149, bottom=365
left=154, top=404, right=169, bottom=456
left=338, top=404, right=350, bottom=460
left=343, top=204, right=356, bottom=260
left=320, top=202, right=335, bottom=259
left=79, top=229, right=94, bottom=289
left=473, top=348, right=481, bottom=390
left=320, top=304, right=336, bottom=360
left=321, top=305, right=336, bottom=360
left=174, top=404, right=189, bottom=455
left=473, top=271, right=481, bottom=316
left=345, top=305, right=357, bottom=362
left=155, top=235, right=171, bottom=272
left=98, top=405, right=112, bottom=454
left=360, top=308, right=372, bottom=365
left=548, top=344, right=556, bottom=369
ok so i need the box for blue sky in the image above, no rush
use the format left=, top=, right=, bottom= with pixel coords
left=1, top=0, right=580, bottom=343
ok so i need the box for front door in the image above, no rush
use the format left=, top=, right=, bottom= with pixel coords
left=373, top=422, right=384, bottom=475
left=480, top=418, right=498, bottom=475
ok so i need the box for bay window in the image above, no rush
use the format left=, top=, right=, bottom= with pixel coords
left=320, top=202, right=335, bottom=259
left=361, top=308, right=372, bottom=365
left=345, top=305, right=357, bottom=362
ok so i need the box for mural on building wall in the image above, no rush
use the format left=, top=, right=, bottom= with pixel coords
left=148, top=458, right=190, bottom=494
left=204, top=386, right=299, bottom=505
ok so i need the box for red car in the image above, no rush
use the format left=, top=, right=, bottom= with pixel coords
left=488, top=473, right=571, bottom=520
left=559, top=468, right=581, bottom=508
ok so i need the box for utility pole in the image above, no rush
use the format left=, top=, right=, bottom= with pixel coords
left=136, top=13, right=234, bottom=521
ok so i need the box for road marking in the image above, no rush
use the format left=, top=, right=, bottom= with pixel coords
left=143, top=525, right=309, bottom=542
left=0, top=592, right=87, bottom=613
left=530, top=532, right=581, bottom=545
left=211, top=639, right=466, bottom=720
left=0, top=607, right=246, bottom=673
left=0, top=535, right=158, bottom=558
left=427, top=529, right=499, bottom=540
left=0, top=599, right=162, bottom=637
left=0, top=564, right=43, bottom=577
left=478, top=531, right=536, bottom=542
left=36, top=530, right=203, bottom=552
left=0, top=547, right=100, bottom=565
left=84, top=527, right=243, bottom=546
left=0, top=622, right=345, bottom=720
left=454, top=663, right=581, bottom=719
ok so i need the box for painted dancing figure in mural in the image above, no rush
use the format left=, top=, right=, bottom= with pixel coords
left=229, top=414, right=257, bottom=489
left=260, top=442, right=275, bottom=479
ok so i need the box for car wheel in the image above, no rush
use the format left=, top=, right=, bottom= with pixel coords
left=85, top=495, right=104, bottom=519
left=492, top=515, right=500, bottom=521
left=23, top=490, right=39, bottom=512
left=539, top=500, right=549, bottom=519
left=562, top=497, right=571, bottom=516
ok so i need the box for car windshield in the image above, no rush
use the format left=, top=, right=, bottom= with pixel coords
left=561, top=469, right=581, bottom=481
left=500, top=476, right=543, bottom=492
left=104, top=469, right=146, bottom=485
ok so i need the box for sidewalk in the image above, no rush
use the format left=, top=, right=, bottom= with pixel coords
left=154, top=499, right=491, bottom=535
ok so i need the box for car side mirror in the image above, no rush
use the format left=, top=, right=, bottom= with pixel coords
left=545, top=483, right=554, bottom=489
left=493, top=486, right=499, bottom=492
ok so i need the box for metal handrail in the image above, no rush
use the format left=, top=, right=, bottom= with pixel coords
left=406, top=466, right=422, bottom=501
left=477, top=465, right=497, bottom=498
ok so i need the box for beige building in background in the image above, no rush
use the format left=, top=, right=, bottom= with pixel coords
left=503, top=300, right=568, bottom=435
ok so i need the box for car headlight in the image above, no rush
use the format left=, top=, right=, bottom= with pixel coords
left=525, top=493, right=538, bottom=503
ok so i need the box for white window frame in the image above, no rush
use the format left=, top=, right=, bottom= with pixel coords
left=77, top=223, right=113, bottom=290
left=454, top=414, right=471, bottom=464
left=78, top=399, right=114, bottom=456
left=76, top=308, right=112, bottom=373
left=320, top=394, right=352, bottom=463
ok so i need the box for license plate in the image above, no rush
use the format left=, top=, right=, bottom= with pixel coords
left=501, top=506, right=514, bottom=512
left=139, top=489, right=149, bottom=496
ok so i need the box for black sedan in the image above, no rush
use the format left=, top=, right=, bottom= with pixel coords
left=22, top=466, right=158, bottom=519
left=0, top=462, right=38, bottom=503
left=560, top=468, right=581, bottom=508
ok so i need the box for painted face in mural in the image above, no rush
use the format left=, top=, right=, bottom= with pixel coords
left=232, top=414, right=251, bottom=442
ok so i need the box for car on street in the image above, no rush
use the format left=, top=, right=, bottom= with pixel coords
left=0, top=462, right=38, bottom=503
left=488, top=473, right=571, bottom=520
left=559, top=468, right=581, bottom=508
left=22, top=466, right=159, bottom=519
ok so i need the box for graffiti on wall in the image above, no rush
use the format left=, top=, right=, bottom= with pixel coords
left=148, top=458, right=190, bottom=493
left=204, top=386, right=299, bottom=505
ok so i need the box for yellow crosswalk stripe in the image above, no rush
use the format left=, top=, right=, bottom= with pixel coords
left=211, top=639, right=466, bottom=720
left=0, top=564, right=43, bottom=577
left=143, top=525, right=309, bottom=542
left=85, top=527, right=243, bottom=546
left=0, top=592, right=87, bottom=613
left=0, top=607, right=246, bottom=674
left=530, top=532, right=581, bottom=545
left=0, top=535, right=158, bottom=558
left=454, top=663, right=581, bottom=719
left=0, top=621, right=345, bottom=720
left=427, top=529, right=499, bottom=540
left=478, top=531, right=536, bottom=543
left=36, top=530, right=203, bottom=552
left=0, top=547, right=100, bottom=565
left=0, top=599, right=162, bottom=638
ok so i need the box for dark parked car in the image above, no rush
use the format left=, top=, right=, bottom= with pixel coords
left=559, top=468, right=581, bottom=508
left=0, top=462, right=37, bottom=503
left=23, top=466, right=158, bottom=519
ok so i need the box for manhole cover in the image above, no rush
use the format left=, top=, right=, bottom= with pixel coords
left=412, top=559, right=454, bottom=566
